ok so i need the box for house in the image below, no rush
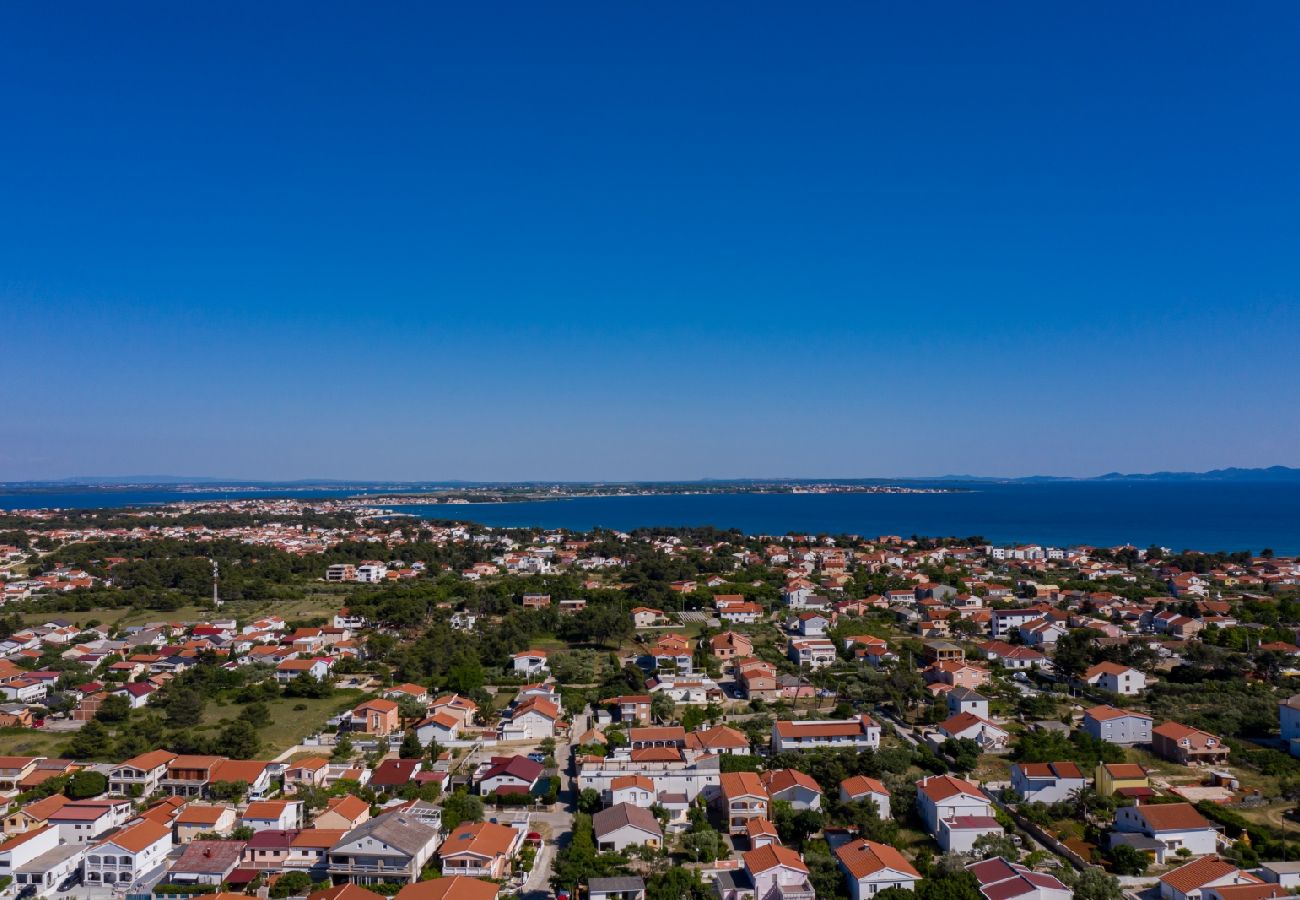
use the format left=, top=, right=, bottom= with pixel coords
left=396, top=877, right=501, bottom=900
left=161, top=755, right=226, bottom=797
left=761, top=769, right=823, bottom=811
left=916, top=774, right=1000, bottom=853
left=316, top=795, right=372, bottom=831
left=84, top=818, right=173, bottom=889
left=167, top=839, right=246, bottom=886
left=109, top=749, right=177, bottom=796
left=1096, top=762, right=1152, bottom=798
left=511, top=650, right=550, bottom=674
left=350, top=699, right=402, bottom=737
left=593, top=803, right=663, bottom=852
left=288, top=828, right=344, bottom=873
left=241, top=800, right=304, bottom=833
left=0, top=826, right=60, bottom=881
left=631, top=608, right=664, bottom=628
left=607, top=695, right=652, bottom=725
left=1010, top=762, right=1087, bottom=805
left=416, top=713, right=462, bottom=747
left=787, top=638, right=837, bottom=669
left=438, top=821, right=521, bottom=880
left=968, top=857, right=1072, bottom=900
left=946, top=687, right=990, bottom=719
left=429, top=694, right=478, bottom=730
left=771, top=715, right=881, bottom=753
left=371, top=759, right=424, bottom=793
left=606, top=775, right=656, bottom=808
left=477, top=756, right=544, bottom=797
left=12, top=842, right=86, bottom=894
left=241, top=828, right=298, bottom=870
left=1083, top=662, right=1147, bottom=696
left=0, top=756, right=38, bottom=792
left=711, top=631, right=754, bottom=661
left=714, top=772, right=770, bottom=836
left=745, top=817, right=780, bottom=849
left=277, top=658, right=334, bottom=684
left=1158, top=858, right=1270, bottom=900
left=937, top=712, right=1010, bottom=749
left=1153, top=722, right=1231, bottom=766
left=329, top=814, right=442, bottom=884
left=48, top=800, right=131, bottom=843
left=685, top=725, right=750, bottom=755
left=836, top=838, right=921, bottom=900
left=497, top=696, right=560, bottom=741
left=212, top=759, right=277, bottom=801
left=738, top=845, right=815, bottom=900
left=839, top=776, right=891, bottom=818
left=284, top=757, right=330, bottom=792
left=1258, top=862, right=1300, bottom=891
left=175, top=804, right=238, bottom=843
left=978, top=641, right=1047, bottom=670
left=629, top=726, right=686, bottom=749
left=589, top=876, right=647, bottom=900
left=1113, top=802, right=1218, bottom=864
left=1083, top=705, right=1153, bottom=745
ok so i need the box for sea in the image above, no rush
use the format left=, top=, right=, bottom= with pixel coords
left=0, top=481, right=1297, bottom=554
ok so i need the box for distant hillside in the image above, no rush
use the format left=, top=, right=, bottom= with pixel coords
left=1088, top=466, right=1300, bottom=483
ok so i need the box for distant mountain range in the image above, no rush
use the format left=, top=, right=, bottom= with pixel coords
left=3, top=465, right=1298, bottom=489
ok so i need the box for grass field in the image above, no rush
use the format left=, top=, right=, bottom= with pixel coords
left=199, top=688, right=367, bottom=754
left=17, top=596, right=346, bottom=631
left=0, top=726, right=74, bottom=758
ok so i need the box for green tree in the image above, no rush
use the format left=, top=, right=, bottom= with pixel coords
left=398, top=730, right=423, bottom=759
left=65, top=770, right=108, bottom=799
left=95, top=693, right=132, bottom=723
left=1061, top=867, right=1123, bottom=900
left=1107, top=844, right=1149, bottom=876
left=68, top=719, right=113, bottom=759
left=577, top=788, right=603, bottom=814
left=441, top=790, right=484, bottom=830
left=241, top=701, right=272, bottom=728
left=269, top=872, right=313, bottom=898
left=331, top=734, right=354, bottom=761
left=216, top=719, right=261, bottom=759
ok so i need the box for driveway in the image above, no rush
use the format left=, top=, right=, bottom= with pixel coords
left=520, top=708, right=586, bottom=899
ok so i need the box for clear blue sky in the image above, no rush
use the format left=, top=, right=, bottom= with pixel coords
left=2, top=2, right=1297, bottom=481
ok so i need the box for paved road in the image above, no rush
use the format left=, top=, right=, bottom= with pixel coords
left=520, top=707, right=586, bottom=900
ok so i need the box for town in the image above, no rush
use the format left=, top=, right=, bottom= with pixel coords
left=0, top=499, right=1297, bottom=900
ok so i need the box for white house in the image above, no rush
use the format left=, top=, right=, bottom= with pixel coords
left=1113, top=803, right=1218, bottom=864
left=592, top=803, right=663, bottom=853
left=916, top=774, right=1002, bottom=853
left=1010, top=762, right=1087, bottom=805
left=83, top=819, right=172, bottom=889
left=1159, top=857, right=1264, bottom=900
left=772, top=716, right=880, bottom=753
left=511, top=650, right=550, bottom=674
left=937, top=713, right=1010, bottom=749
left=1083, top=662, right=1147, bottom=696
left=969, top=857, right=1072, bottom=900
left=836, top=838, right=921, bottom=900
left=839, top=776, right=891, bottom=819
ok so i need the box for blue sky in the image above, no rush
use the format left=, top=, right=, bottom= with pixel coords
left=1, top=2, right=1297, bottom=481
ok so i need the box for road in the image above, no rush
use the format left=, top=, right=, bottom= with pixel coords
left=520, top=707, right=586, bottom=900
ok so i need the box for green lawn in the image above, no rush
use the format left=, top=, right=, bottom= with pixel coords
left=0, top=726, right=75, bottom=758
left=17, top=596, right=346, bottom=631
left=200, top=689, right=367, bottom=754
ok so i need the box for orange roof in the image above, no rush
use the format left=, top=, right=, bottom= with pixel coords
left=309, top=885, right=387, bottom=900
left=762, top=769, right=822, bottom=795
left=442, top=821, right=518, bottom=859
left=321, top=794, right=370, bottom=822
left=1161, top=857, right=1254, bottom=894
left=917, top=774, right=983, bottom=802
left=0, top=825, right=52, bottom=853
left=1085, top=704, right=1151, bottom=722
left=719, top=771, right=768, bottom=799
left=836, top=838, right=920, bottom=880
left=1136, top=802, right=1211, bottom=831
left=292, top=828, right=346, bottom=848
left=22, top=793, right=70, bottom=821
left=743, top=844, right=809, bottom=874
left=98, top=818, right=171, bottom=853
left=212, top=759, right=270, bottom=784
left=118, top=749, right=177, bottom=771
left=243, top=800, right=292, bottom=820
left=840, top=775, right=889, bottom=798
left=394, top=877, right=500, bottom=900
left=176, top=804, right=232, bottom=826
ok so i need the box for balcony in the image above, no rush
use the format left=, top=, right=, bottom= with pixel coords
left=761, top=884, right=815, bottom=900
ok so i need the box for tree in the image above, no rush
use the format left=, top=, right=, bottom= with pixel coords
left=216, top=719, right=261, bottom=759
left=577, top=788, right=603, bottom=814
left=65, top=770, right=108, bottom=800
left=399, top=730, right=423, bottom=759
left=646, top=868, right=709, bottom=900
left=241, top=701, right=272, bottom=728
left=1107, top=844, right=1148, bottom=876
left=68, top=719, right=113, bottom=759
left=162, top=687, right=206, bottom=727
left=917, top=869, right=982, bottom=900
left=681, top=827, right=725, bottom=862
left=269, top=871, right=313, bottom=898
left=95, top=693, right=132, bottom=723
left=441, top=790, right=484, bottom=830
left=971, top=831, right=1020, bottom=861
left=331, top=734, right=354, bottom=761
left=650, top=692, right=675, bottom=723
left=1061, top=867, right=1123, bottom=900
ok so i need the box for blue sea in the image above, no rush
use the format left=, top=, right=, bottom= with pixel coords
left=0, top=482, right=1297, bottom=553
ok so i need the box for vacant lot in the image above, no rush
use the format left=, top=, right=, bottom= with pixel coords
left=199, top=688, right=368, bottom=754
